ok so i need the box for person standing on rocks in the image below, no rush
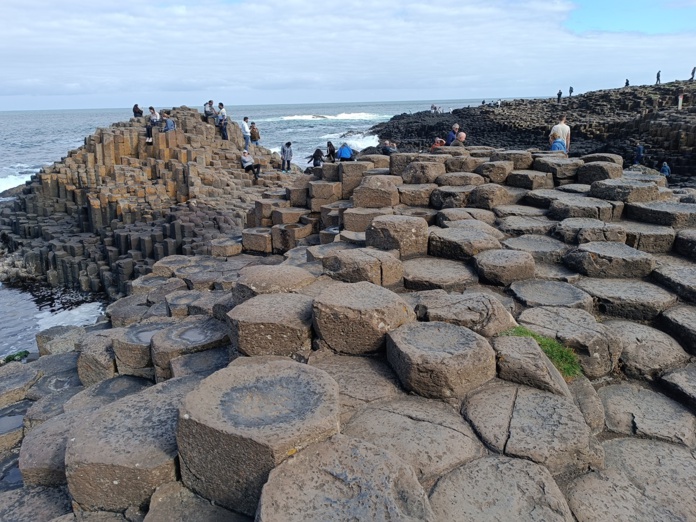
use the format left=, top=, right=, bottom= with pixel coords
left=690, top=67, right=695, bottom=81
left=549, top=115, right=570, bottom=152
left=250, top=122, right=260, bottom=146
left=217, top=103, right=228, bottom=140
left=445, top=124, right=460, bottom=146
left=241, top=117, right=251, bottom=151
left=557, top=90, right=562, bottom=103
left=656, top=70, right=661, bottom=84
left=625, top=79, right=630, bottom=87
left=307, top=149, right=325, bottom=167
left=634, top=143, right=644, bottom=164
left=326, top=141, right=336, bottom=162
left=569, top=86, right=574, bottom=97
left=281, top=142, right=293, bottom=172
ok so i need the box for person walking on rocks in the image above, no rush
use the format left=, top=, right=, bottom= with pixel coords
left=625, top=79, right=630, bottom=87
left=132, top=104, right=143, bottom=118
left=217, top=103, right=228, bottom=140
left=656, top=70, right=661, bottom=84
left=690, top=67, right=695, bottom=81
left=557, top=90, right=562, bottom=103
left=549, top=115, right=570, bottom=152
left=569, top=86, right=574, bottom=97
left=326, top=141, right=336, bottom=162
left=145, top=106, right=160, bottom=144
left=307, top=148, right=325, bottom=167
left=281, top=142, right=293, bottom=172
left=241, top=150, right=261, bottom=180
left=241, top=117, right=251, bottom=151
left=204, top=100, right=217, bottom=123
left=250, top=122, right=260, bottom=146
left=445, top=124, right=460, bottom=146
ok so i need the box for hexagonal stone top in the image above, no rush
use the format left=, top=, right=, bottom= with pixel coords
left=181, top=357, right=340, bottom=452
left=233, top=265, right=317, bottom=302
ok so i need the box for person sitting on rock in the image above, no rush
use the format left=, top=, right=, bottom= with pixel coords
left=660, top=161, right=671, bottom=177
left=450, top=132, right=467, bottom=146
left=430, top=138, right=446, bottom=153
left=337, top=143, right=354, bottom=161
left=161, top=112, right=176, bottom=133
left=241, top=150, right=261, bottom=179
left=132, top=104, right=143, bottom=118
left=204, top=100, right=217, bottom=123
left=145, top=106, right=160, bottom=144
left=549, top=131, right=567, bottom=153
left=380, top=140, right=398, bottom=155
left=326, top=141, right=336, bottom=163
left=445, top=124, right=460, bottom=146
left=307, top=149, right=325, bottom=167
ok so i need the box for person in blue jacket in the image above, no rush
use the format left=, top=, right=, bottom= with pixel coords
left=549, top=132, right=567, bottom=153
left=660, top=162, right=671, bottom=177
left=337, top=143, right=353, bottom=161
left=445, top=124, right=460, bottom=145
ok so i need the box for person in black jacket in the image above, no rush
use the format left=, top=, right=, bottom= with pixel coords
left=133, top=104, right=143, bottom=117
left=326, top=141, right=336, bottom=163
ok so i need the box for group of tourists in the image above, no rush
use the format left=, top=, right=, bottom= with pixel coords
left=304, top=142, right=357, bottom=168
left=132, top=105, right=176, bottom=144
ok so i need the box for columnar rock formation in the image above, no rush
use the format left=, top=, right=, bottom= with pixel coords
left=372, top=80, right=696, bottom=177
left=5, top=116, right=696, bottom=519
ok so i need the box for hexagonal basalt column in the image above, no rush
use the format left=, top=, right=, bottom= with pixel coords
left=313, top=281, right=415, bottom=354
left=227, top=293, right=314, bottom=357
left=365, top=215, right=429, bottom=259
left=232, top=265, right=316, bottom=303
left=177, top=357, right=340, bottom=516
left=110, top=318, right=178, bottom=380
left=151, top=317, right=230, bottom=381
left=387, top=321, right=496, bottom=399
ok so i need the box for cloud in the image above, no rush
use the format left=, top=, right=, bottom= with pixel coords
left=0, top=0, right=694, bottom=109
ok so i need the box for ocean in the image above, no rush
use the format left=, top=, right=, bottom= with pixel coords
left=0, top=98, right=480, bottom=358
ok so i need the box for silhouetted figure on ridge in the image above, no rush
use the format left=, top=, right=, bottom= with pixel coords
left=557, top=90, right=562, bottom=103
left=656, top=70, right=661, bottom=85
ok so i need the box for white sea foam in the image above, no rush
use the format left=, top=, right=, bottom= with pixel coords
left=35, top=301, right=104, bottom=331
left=343, top=134, right=380, bottom=150
left=0, top=173, right=31, bottom=193
left=279, top=112, right=387, bottom=122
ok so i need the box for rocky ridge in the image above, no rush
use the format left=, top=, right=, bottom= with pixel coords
left=3, top=113, right=696, bottom=519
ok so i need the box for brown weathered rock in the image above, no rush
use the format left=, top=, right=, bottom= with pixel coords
left=322, top=248, right=403, bottom=287
left=365, top=215, right=429, bottom=259
left=474, top=249, right=535, bottom=286
left=564, top=242, right=655, bottom=277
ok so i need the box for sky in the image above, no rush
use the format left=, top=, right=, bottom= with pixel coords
left=0, top=0, right=695, bottom=111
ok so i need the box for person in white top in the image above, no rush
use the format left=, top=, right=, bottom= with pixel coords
left=549, top=115, right=571, bottom=152
left=145, top=106, right=160, bottom=143
left=241, top=116, right=251, bottom=151
left=217, top=103, right=228, bottom=140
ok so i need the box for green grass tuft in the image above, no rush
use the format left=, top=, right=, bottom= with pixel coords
left=499, top=326, right=582, bottom=380
left=3, top=350, right=30, bottom=364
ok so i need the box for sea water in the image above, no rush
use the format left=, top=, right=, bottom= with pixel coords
left=0, top=98, right=479, bottom=358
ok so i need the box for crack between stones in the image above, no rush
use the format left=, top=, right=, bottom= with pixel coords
left=502, top=387, right=519, bottom=455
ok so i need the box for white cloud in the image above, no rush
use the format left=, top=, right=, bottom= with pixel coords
left=0, top=0, right=694, bottom=109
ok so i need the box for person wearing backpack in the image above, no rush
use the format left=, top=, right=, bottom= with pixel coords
left=250, top=122, right=261, bottom=146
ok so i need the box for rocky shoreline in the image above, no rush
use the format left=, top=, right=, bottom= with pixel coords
left=3, top=99, right=696, bottom=519
left=372, top=80, right=696, bottom=179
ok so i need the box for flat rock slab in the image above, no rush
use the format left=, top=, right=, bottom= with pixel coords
left=23, top=386, right=83, bottom=430
left=510, top=279, right=593, bottom=311
left=553, top=217, right=626, bottom=244
left=111, top=319, right=179, bottom=378
left=0, top=486, right=72, bottom=521
left=493, top=336, right=571, bottom=398
left=256, top=434, right=435, bottom=522
left=549, top=197, right=622, bottom=222
left=106, top=294, right=150, bottom=327
left=25, top=353, right=82, bottom=401
left=151, top=317, right=229, bottom=381
left=503, top=234, right=569, bottom=264
left=63, top=376, right=152, bottom=413
left=622, top=221, right=676, bottom=253
left=496, top=215, right=557, bottom=236
left=564, top=242, right=655, bottom=278
left=675, top=228, right=696, bottom=260
left=305, top=242, right=359, bottom=261
left=322, top=248, right=403, bottom=287
left=308, top=352, right=404, bottom=424
left=443, top=218, right=505, bottom=239
left=387, top=321, right=495, bottom=399
left=567, top=468, right=683, bottom=522
left=365, top=215, right=429, bottom=259
left=227, top=293, right=313, bottom=357
left=178, top=357, right=340, bottom=516
left=661, top=363, right=696, bottom=408
left=604, top=320, right=689, bottom=381
left=534, top=262, right=581, bottom=283
left=429, top=227, right=501, bottom=260
left=65, top=376, right=201, bottom=512
left=598, top=384, right=696, bottom=447
left=412, top=289, right=517, bottom=337
left=494, top=204, right=548, bottom=218
left=661, top=305, right=696, bottom=354
left=589, top=177, right=659, bottom=203
left=232, top=265, right=316, bottom=303
left=0, top=362, right=40, bottom=409
left=312, top=281, right=415, bottom=355
left=170, top=346, right=230, bottom=379
left=626, top=201, right=696, bottom=228
left=144, top=481, right=249, bottom=522
left=600, top=437, right=696, bottom=520
left=575, top=278, right=677, bottom=320
left=462, top=381, right=599, bottom=474
left=518, top=306, right=619, bottom=379
left=429, top=456, right=573, bottom=522
left=77, top=331, right=119, bottom=386
left=402, top=257, right=478, bottom=292
left=343, top=396, right=486, bottom=488
left=652, top=264, right=696, bottom=303
left=568, top=375, right=605, bottom=435
left=473, top=249, right=535, bottom=286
